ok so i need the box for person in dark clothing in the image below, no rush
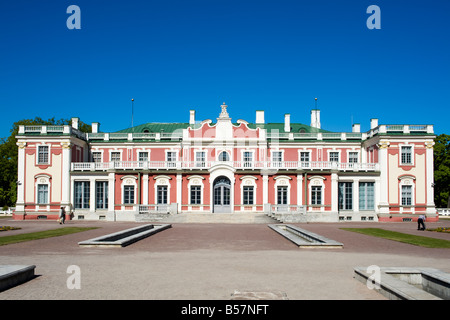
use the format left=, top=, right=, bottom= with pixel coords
left=417, top=215, right=426, bottom=230
left=59, top=206, right=66, bottom=224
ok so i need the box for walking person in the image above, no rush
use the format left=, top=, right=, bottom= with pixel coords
left=59, top=206, right=66, bottom=225
left=417, top=214, right=426, bottom=231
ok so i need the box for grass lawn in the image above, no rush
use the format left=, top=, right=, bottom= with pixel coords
left=341, top=228, right=450, bottom=248
left=0, top=227, right=98, bottom=246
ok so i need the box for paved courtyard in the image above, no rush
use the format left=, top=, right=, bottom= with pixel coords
left=0, top=218, right=449, bottom=300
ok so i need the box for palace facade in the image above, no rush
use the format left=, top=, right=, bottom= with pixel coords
left=14, top=102, right=437, bottom=222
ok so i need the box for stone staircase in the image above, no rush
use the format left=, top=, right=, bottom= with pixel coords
left=136, top=212, right=278, bottom=224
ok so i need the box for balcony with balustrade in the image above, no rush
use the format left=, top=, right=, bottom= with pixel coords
left=71, top=160, right=380, bottom=172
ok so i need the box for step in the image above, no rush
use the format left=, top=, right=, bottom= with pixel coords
left=0, top=265, right=36, bottom=292
left=154, top=213, right=278, bottom=224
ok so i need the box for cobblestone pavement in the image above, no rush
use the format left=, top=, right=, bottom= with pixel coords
left=0, top=218, right=449, bottom=300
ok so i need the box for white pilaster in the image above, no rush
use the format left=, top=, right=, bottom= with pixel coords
left=177, top=173, right=182, bottom=212
left=108, top=172, right=115, bottom=212
left=331, top=172, right=338, bottom=212
left=263, top=174, right=268, bottom=205
left=61, top=141, right=72, bottom=210
left=353, top=177, right=360, bottom=212
left=89, top=177, right=95, bottom=212
left=297, top=174, right=303, bottom=206
left=16, top=142, right=26, bottom=213
left=143, top=174, right=149, bottom=205
left=378, top=140, right=390, bottom=214
left=425, top=141, right=435, bottom=213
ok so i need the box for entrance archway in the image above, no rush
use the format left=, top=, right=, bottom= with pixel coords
left=213, top=176, right=231, bottom=213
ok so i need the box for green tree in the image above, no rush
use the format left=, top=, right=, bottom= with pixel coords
left=0, top=117, right=91, bottom=208
left=434, top=134, right=450, bottom=208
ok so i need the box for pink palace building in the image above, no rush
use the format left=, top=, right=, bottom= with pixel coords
left=14, top=102, right=438, bottom=222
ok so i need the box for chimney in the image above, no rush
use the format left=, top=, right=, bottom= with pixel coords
left=71, top=117, right=79, bottom=130
left=189, top=110, right=195, bottom=125
left=92, top=122, right=100, bottom=133
left=284, top=113, right=291, bottom=132
left=255, top=110, right=265, bottom=124
left=370, top=118, right=378, bottom=129
left=352, top=123, right=361, bottom=133
left=310, top=110, right=321, bottom=129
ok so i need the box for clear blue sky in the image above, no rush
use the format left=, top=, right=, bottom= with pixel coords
left=0, top=0, right=449, bottom=138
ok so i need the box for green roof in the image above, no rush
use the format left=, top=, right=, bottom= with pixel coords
left=116, top=123, right=190, bottom=133
left=117, top=122, right=331, bottom=134
left=248, top=123, right=331, bottom=133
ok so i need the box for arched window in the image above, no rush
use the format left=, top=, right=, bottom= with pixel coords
left=218, top=151, right=230, bottom=161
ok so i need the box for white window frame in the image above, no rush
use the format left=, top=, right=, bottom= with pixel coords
left=240, top=176, right=258, bottom=208
left=399, top=176, right=415, bottom=210
left=166, top=150, right=178, bottom=168
left=36, top=144, right=50, bottom=165
left=217, top=150, right=231, bottom=162
left=328, top=150, right=340, bottom=163
left=92, top=151, right=103, bottom=163
left=274, top=176, right=291, bottom=206
left=271, top=150, right=284, bottom=168
left=35, top=174, right=51, bottom=206
left=400, top=144, right=414, bottom=166
left=121, top=175, right=137, bottom=207
left=110, top=150, right=122, bottom=162
left=187, top=175, right=205, bottom=208
left=359, top=181, right=375, bottom=211
left=154, top=175, right=172, bottom=206
left=241, top=150, right=254, bottom=168
left=308, top=176, right=325, bottom=209
left=348, top=151, right=359, bottom=163
left=195, top=151, right=206, bottom=168
left=298, top=150, right=311, bottom=168
left=74, top=180, right=90, bottom=209
left=338, top=181, right=353, bottom=211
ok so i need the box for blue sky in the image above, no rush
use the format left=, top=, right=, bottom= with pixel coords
left=0, top=0, right=449, bottom=138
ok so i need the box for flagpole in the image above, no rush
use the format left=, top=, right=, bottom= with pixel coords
left=131, top=98, right=134, bottom=130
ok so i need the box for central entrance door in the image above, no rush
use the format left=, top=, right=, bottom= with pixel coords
left=213, top=176, right=231, bottom=213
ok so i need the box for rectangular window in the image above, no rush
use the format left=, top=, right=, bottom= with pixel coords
left=96, top=181, right=108, bottom=209
left=401, top=185, right=412, bottom=206
left=37, top=184, right=48, bottom=204
left=349, top=152, right=358, bottom=163
left=157, top=186, right=168, bottom=204
left=167, top=151, right=177, bottom=167
left=92, top=152, right=102, bottom=163
left=124, top=185, right=135, bottom=204
left=111, top=152, right=121, bottom=162
left=195, top=151, right=205, bottom=167
left=272, top=151, right=283, bottom=167
left=329, top=152, right=339, bottom=163
left=277, top=186, right=288, bottom=205
left=190, top=186, right=201, bottom=205
left=138, top=152, right=148, bottom=162
left=38, top=146, right=49, bottom=164
left=338, top=182, right=353, bottom=210
left=74, top=181, right=90, bottom=209
left=401, top=146, right=412, bottom=164
left=243, top=186, right=254, bottom=205
left=300, top=152, right=310, bottom=168
left=243, top=151, right=253, bottom=167
left=359, top=182, right=374, bottom=210
left=311, top=186, right=322, bottom=205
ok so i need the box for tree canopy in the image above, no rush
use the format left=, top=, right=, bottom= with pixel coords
left=434, top=134, right=450, bottom=208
